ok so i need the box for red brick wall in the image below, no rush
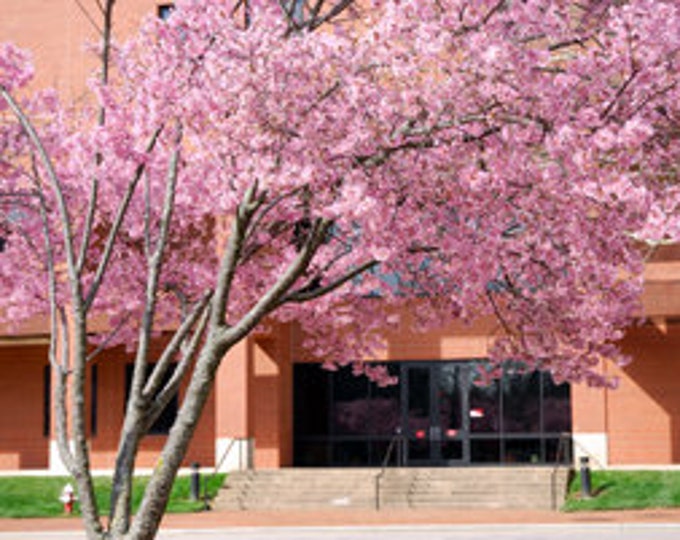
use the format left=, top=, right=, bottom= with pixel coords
left=0, top=0, right=159, bottom=98
left=0, top=344, right=49, bottom=469
left=605, top=323, right=680, bottom=465
left=251, top=325, right=294, bottom=469
left=88, top=339, right=215, bottom=469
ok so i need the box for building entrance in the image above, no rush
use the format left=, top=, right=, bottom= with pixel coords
left=293, top=360, right=572, bottom=467
left=403, top=363, right=469, bottom=465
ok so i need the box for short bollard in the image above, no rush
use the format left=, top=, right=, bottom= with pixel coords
left=580, top=456, right=592, bottom=498
left=190, top=462, right=201, bottom=501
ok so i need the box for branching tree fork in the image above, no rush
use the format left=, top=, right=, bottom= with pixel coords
left=0, top=1, right=678, bottom=539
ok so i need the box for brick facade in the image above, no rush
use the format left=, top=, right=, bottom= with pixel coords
left=1, top=0, right=680, bottom=471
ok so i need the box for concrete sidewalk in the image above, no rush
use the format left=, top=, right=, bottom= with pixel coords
left=1, top=507, right=680, bottom=533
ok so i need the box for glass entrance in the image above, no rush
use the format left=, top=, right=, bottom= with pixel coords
left=293, top=360, right=572, bottom=467
left=403, top=363, right=469, bottom=465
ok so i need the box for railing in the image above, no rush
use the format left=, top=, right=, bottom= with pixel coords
left=375, top=429, right=405, bottom=510
left=551, top=432, right=605, bottom=510
left=214, top=437, right=251, bottom=473
left=202, top=437, right=252, bottom=509
left=550, top=432, right=573, bottom=510
left=571, top=435, right=606, bottom=470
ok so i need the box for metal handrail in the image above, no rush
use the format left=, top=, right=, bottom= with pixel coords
left=215, top=438, right=239, bottom=474
left=550, top=432, right=574, bottom=510
left=571, top=436, right=606, bottom=470
left=202, top=437, right=251, bottom=509
left=375, top=429, right=405, bottom=510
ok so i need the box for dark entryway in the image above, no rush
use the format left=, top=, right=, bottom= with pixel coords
left=403, top=363, right=468, bottom=465
left=293, top=360, right=572, bottom=467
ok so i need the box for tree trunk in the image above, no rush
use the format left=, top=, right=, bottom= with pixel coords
left=125, top=339, right=227, bottom=540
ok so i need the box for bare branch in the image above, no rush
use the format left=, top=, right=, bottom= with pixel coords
left=142, top=290, right=213, bottom=401
left=243, top=186, right=302, bottom=245
left=218, top=218, right=333, bottom=346
left=308, top=0, right=326, bottom=24
left=309, top=0, right=355, bottom=31
left=83, top=125, right=164, bottom=311
left=77, top=0, right=116, bottom=272
left=600, top=68, right=639, bottom=120
left=85, top=312, right=133, bottom=362
left=278, top=259, right=378, bottom=305
left=0, top=87, right=80, bottom=299
left=76, top=178, right=98, bottom=275
left=99, top=0, right=116, bottom=87
left=452, top=0, right=507, bottom=36
left=128, top=124, right=183, bottom=410
left=73, top=0, right=104, bottom=35
left=212, top=180, right=266, bottom=328
left=486, top=289, right=516, bottom=337
left=145, top=297, right=212, bottom=430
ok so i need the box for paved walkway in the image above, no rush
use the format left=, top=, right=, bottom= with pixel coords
left=1, top=507, right=680, bottom=533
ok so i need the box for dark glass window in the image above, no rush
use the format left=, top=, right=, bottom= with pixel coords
left=125, top=363, right=178, bottom=435
left=546, top=437, right=572, bottom=464
left=542, top=374, right=572, bottom=433
left=438, top=364, right=463, bottom=432
left=333, top=441, right=369, bottom=466
left=469, top=372, right=500, bottom=434
left=43, top=365, right=51, bottom=437
left=90, top=364, right=98, bottom=436
left=502, top=369, right=541, bottom=433
left=371, top=440, right=398, bottom=466
left=157, top=3, right=174, bottom=20
left=332, top=368, right=369, bottom=435
left=293, top=440, right=331, bottom=467
left=504, top=438, right=542, bottom=464
left=294, top=364, right=330, bottom=436
left=293, top=360, right=571, bottom=467
left=407, top=367, right=430, bottom=434
left=471, top=439, right=501, bottom=463
left=367, top=367, right=400, bottom=435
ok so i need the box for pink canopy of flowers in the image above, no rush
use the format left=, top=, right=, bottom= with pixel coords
left=0, top=0, right=678, bottom=386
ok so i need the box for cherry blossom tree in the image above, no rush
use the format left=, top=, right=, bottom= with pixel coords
left=0, top=0, right=678, bottom=538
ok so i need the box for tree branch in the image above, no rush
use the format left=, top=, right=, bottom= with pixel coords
left=0, top=87, right=80, bottom=300
left=83, top=125, right=164, bottom=311
left=211, top=181, right=266, bottom=328
left=73, top=0, right=103, bottom=35
left=218, top=218, right=333, bottom=345
left=145, top=298, right=212, bottom=431
left=142, top=290, right=213, bottom=401
left=278, top=259, right=378, bottom=305
left=128, top=124, right=183, bottom=411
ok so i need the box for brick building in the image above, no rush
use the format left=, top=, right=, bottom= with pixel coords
left=2, top=1, right=680, bottom=473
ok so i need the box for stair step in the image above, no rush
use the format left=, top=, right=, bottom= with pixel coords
left=212, top=467, right=571, bottom=511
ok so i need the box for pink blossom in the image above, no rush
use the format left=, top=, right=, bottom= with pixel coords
left=0, top=0, right=678, bottom=394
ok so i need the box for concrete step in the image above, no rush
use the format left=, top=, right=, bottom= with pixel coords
left=213, top=467, right=572, bottom=512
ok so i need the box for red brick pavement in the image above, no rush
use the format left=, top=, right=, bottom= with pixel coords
left=1, top=507, right=680, bottom=532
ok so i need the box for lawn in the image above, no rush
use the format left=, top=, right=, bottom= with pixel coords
left=0, top=473, right=226, bottom=518
left=564, top=470, right=680, bottom=511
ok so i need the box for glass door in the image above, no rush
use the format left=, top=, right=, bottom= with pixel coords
left=402, top=363, right=469, bottom=465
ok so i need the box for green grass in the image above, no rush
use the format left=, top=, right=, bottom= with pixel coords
left=564, top=470, right=680, bottom=512
left=0, top=473, right=226, bottom=518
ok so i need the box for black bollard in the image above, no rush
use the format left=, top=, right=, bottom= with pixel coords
left=579, top=456, right=592, bottom=498
left=190, top=462, right=201, bottom=501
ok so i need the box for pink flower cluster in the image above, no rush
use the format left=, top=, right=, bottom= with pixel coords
left=0, top=0, right=678, bottom=387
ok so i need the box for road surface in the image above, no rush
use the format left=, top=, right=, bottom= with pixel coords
left=3, top=523, right=680, bottom=540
